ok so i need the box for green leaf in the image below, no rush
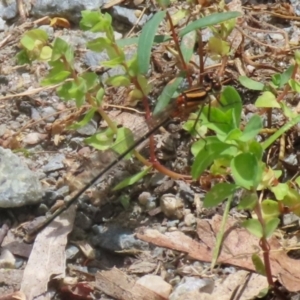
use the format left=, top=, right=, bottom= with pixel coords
left=179, top=11, right=241, bottom=36
left=278, top=65, right=294, bottom=88
left=219, top=86, right=242, bottom=128
left=265, top=218, right=280, bottom=238
left=87, top=37, right=112, bottom=52
left=20, top=29, right=48, bottom=51
left=231, top=153, right=261, bottom=189
left=137, top=74, right=152, bottom=95
left=80, top=72, right=99, bottom=90
left=138, top=11, right=167, bottom=74
left=102, top=55, right=125, bottom=68
left=180, top=30, right=196, bottom=65
left=41, top=70, right=71, bottom=85
left=156, top=0, right=171, bottom=7
left=240, top=115, right=263, bottom=142
left=238, top=76, right=264, bottom=90
left=52, top=38, right=73, bottom=63
left=106, top=75, right=131, bottom=87
left=255, top=91, right=280, bottom=108
left=242, top=219, right=263, bottom=238
left=191, top=138, right=232, bottom=179
left=238, top=192, right=258, bottom=210
left=183, top=113, right=208, bottom=138
left=80, top=10, right=113, bottom=34
left=225, top=128, right=242, bottom=141
left=289, top=79, right=300, bottom=93
left=119, top=195, right=131, bottom=210
left=153, top=73, right=185, bottom=115
left=127, top=56, right=139, bottom=77
left=68, top=108, right=97, bottom=130
left=252, top=253, right=266, bottom=276
left=261, top=200, right=280, bottom=222
left=208, top=36, right=230, bottom=56
left=204, top=183, right=238, bottom=208
left=113, top=166, right=152, bottom=191
left=95, top=87, right=105, bottom=105
left=295, top=50, right=300, bottom=66
left=16, top=49, right=31, bottom=64
left=39, top=46, right=52, bottom=61
left=248, top=141, right=263, bottom=161
left=111, top=127, right=135, bottom=159
left=270, top=183, right=289, bottom=200
left=80, top=10, right=102, bottom=31
left=85, top=127, right=115, bottom=150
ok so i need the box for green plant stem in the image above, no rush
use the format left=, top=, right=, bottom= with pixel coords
left=211, top=194, right=232, bottom=269
left=262, top=114, right=300, bottom=150
left=254, top=192, right=274, bottom=287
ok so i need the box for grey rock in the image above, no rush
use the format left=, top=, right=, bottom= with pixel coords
left=69, top=137, right=85, bottom=148
left=65, top=245, right=80, bottom=260
left=76, top=117, right=98, bottom=136
left=138, top=191, right=156, bottom=209
left=43, top=189, right=60, bottom=207
left=40, top=106, right=57, bottom=123
left=75, top=211, right=92, bottom=230
left=14, top=257, right=24, bottom=269
left=111, top=6, right=148, bottom=27
left=0, top=147, right=43, bottom=208
left=91, top=224, right=148, bottom=252
left=43, top=154, right=65, bottom=173
left=0, top=1, right=17, bottom=20
left=56, top=185, right=70, bottom=198
left=0, top=75, right=9, bottom=85
left=84, top=51, right=109, bottom=70
left=38, top=25, right=54, bottom=39
left=31, top=0, right=106, bottom=23
left=169, top=277, right=214, bottom=300
left=0, top=124, right=6, bottom=137
left=290, top=0, right=300, bottom=16
left=0, top=17, right=6, bottom=32
left=177, top=181, right=194, bottom=202
left=30, top=108, right=42, bottom=121
left=36, top=203, right=49, bottom=216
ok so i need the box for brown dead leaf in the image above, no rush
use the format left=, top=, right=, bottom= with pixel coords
left=71, top=240, right=95, bottom=259
left=95, top=267, right=168, bottom=300
left=50, top=17, right=70, bottom=28
left=137, top=215, right=300, bottom=292
left=213, top=270, right=268, bottom=300
left=105, top=110, right=147, bottom=136
left=60, top=282, right=94, bottom=300
left=20, top=205, right=76, bottom=299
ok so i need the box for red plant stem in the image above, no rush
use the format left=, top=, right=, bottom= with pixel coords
left=166, top=11, right=193, bottom=87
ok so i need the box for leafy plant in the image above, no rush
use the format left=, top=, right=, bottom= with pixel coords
left=16, top=8, right=240, bottom=187
left=183, top=50, right=300, bottom=289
